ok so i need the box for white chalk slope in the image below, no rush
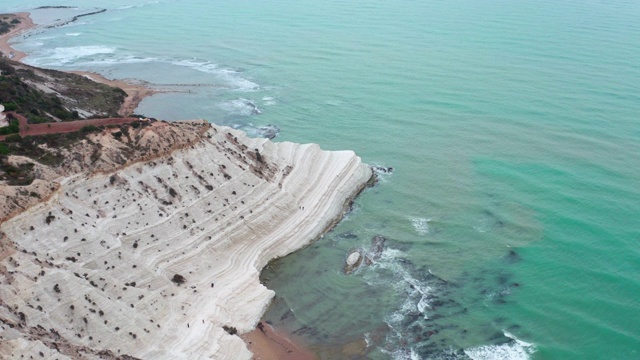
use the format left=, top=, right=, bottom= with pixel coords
left=0, top=124, right=371, bottom=359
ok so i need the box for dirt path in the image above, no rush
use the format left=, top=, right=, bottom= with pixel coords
left=0, top=113, right=139, bottom=140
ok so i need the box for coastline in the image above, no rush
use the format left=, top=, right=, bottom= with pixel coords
left=68, top=70, right=160, bottom=117
left=0, top=12, right=156, bottom=117
left=242, top=322, right=318, bottom=360
left=0, top=12, right=33, bottom=62
left=0, top=11, right=374, bottom=360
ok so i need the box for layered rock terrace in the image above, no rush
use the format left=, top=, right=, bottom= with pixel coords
left=0, top=122, right=372, bottom=359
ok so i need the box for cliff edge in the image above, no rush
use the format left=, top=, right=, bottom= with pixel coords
left=0, top=121, right=372, bottom=359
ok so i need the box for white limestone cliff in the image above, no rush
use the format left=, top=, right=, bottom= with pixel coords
left=0, top=122, right=372, bottom=359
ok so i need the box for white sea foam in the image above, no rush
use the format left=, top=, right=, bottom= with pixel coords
left=74, top=56, right=156, bottom=66
left=365, top=247, right=432, bottom=324
left=465, top=331, right=535, bottom=360
left=485, top=286, right=511, bottom=303
left=65, top=33, right=82, bottom=37
left=116, top=1, right=160, bottom=10
left=411, top=217, right=431, bottom=235
left=171, top=60, right=259, bottom=91
left=217, top=98, right=261, bottom=116
left=385, top=348, right=420, bottom=360
left=370, top=163, right=394, bottom=184
left=262, top=96, right=276, bottom=106
left=60, top=21, right=92, bottom=29
left=28, top=45, right=116, bottom=66
left=26, top=52, right=258, bottom=94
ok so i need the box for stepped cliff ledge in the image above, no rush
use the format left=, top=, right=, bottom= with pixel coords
left=0, top=119, right=372, bottom=359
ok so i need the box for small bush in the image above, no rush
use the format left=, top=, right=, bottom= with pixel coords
left=171, top=274, right=186, bottom=285
left=223, top=325, right=237, bottom=335
left=3, top=102, right=17, bottom=111
left=0, top=120, right=19, bottom=135
left=81, top=125, right=100, bottom=133
left=4, top=134, right=21, bottom=142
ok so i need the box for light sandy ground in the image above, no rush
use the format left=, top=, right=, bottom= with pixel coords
left=0, top=123, right=372, bottom=359
left=243, top=322, right=318, bottom=360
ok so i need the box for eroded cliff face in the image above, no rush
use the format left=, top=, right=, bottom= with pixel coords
left=0, top=120, right=209, bottom=223
left=0, top=122, right=372, bottom=359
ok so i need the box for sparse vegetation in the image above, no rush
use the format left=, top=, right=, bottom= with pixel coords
left=0, top=130, right=108, bottom=184
left=81, top=125, right=101, bottom=133
left=0, top=16, right=20, bottom=35
left=0, top=58, right=125, bottom=123
left=222, top=325, right=237, bottom=335
left=171, top=274, right=186, bottom=285
left=0, top=119, right=19, bottom=135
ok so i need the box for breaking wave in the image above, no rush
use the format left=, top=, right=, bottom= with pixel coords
left=411, top=217, right=431, bottom=235
left=465, top=331, right=535, bottom=360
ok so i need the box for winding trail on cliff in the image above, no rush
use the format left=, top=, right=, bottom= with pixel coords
left=0, top=112, right=140, bottom=140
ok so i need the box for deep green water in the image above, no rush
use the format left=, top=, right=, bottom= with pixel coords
left=4, top=0, right=640, bottom=358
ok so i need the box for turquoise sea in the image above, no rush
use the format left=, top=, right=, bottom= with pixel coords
left=3, top=1, right=640, bottom=359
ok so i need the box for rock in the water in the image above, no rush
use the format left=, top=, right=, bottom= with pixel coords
left=337, top=232, right=358, bottom=239
left=365, top=235, right=387, bottom=264
left=256, top=124, right=280, bottom=139
left=371, top=165, right=394, bottom=174
left=344, top=249, right=364, bottom=274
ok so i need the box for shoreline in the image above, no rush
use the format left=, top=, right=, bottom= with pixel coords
left=68, top=70, right=160, bottom=117
left=0, top=12, right=157, bottom=117
left=1, top=10, right=374, bottom=360
left=0, top=12, right=33, bottom=62
left=242, top=322, right=318, bottom=360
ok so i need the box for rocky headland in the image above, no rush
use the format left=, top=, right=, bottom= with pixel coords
left=0, top=119, right=372, bottom=359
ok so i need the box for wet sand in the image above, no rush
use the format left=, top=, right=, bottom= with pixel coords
left=242, top=322, right=318, bottom=360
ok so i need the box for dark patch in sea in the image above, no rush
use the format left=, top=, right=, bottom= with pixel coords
left=505, top=249, right=522, bottom=263
left=336, top=232, right=358, bottom=240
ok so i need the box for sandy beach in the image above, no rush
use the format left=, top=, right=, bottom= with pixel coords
left=243, top=322, right=318, bottom=360
left=0, top=12, right=156, bottom=117
left=0, top=12, right=33, bottom=62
